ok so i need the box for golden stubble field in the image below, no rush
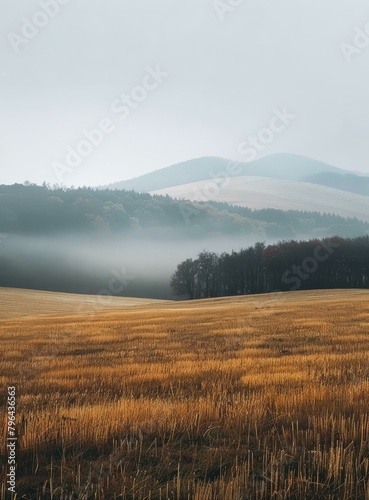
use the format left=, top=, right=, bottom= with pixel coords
left=1, top=288, right=369, bottom=499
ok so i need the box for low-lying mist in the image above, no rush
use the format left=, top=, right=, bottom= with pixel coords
left=0, top=231, right=264, bottom=300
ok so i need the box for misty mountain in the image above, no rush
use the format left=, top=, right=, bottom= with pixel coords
left=104, top=153, right=367, bottom=194
left=104, top=154, right=369, bottom=220
left=301, top=172, right=369, bottom=197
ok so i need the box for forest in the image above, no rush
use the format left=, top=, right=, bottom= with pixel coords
left=0, top=183, right=368, bottom=239
left=1, top=184, right=369, bottom=299
left=170, top=236, right=369, bottom=299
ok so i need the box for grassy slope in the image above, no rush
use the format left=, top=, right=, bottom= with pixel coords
left=0, top=287, right=165, bottom=321
left=1, top=288, right=369, bottom=498
left=151, top=176, right=369, bottom=222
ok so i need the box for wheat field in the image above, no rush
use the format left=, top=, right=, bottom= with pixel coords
left=1, top=288, right=369, bottom=499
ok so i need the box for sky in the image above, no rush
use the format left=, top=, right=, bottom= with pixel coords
left=1, top=0, right=369, bottom=187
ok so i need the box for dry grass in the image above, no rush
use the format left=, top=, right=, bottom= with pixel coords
left=1, top=288, right=369, bottom=499
left=0, top=288, right=163, bottom=321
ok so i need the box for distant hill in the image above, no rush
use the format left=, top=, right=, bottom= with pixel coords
left=104, top=153, right=367, bottom=194
left=302, top=171, right=369, bottom=196
left=1, top=184, right=368, bottom=238
left=150, top=176, right=369, bottom=223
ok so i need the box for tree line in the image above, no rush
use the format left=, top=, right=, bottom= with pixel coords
left=170, top=236, right=369, bottom=299
left=0, top=184, right=368, bottom=239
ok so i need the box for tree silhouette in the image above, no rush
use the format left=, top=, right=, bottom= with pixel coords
left=171, top=236, right=369, bottom=299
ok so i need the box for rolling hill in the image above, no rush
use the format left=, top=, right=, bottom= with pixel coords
left=105, top=153, right=368, bottom=194
left=150, top=176, right=369, bottom=223
left=105, top=154, right=369, bottom=220
left=0, top=287, right=164, bottom=320
left=3, top=288, right=369, bottom=497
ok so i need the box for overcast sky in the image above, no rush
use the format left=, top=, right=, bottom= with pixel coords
left=1, top=0, right=369, bottom=187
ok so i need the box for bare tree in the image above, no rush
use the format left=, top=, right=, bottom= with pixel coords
left=170, top=258, right=197, bottom=299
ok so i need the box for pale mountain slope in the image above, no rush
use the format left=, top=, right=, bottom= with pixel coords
left=104, top=154, right=368, bottom=195
left=150, top=176, right=369, bottom=222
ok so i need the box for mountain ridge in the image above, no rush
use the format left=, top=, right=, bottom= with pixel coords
left=103, top=154, right=367, bottom=195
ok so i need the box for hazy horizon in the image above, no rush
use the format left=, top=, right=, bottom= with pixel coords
left=2, top=152, right=366, bottom=189
left=1, top=0, right=369, bottom=188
